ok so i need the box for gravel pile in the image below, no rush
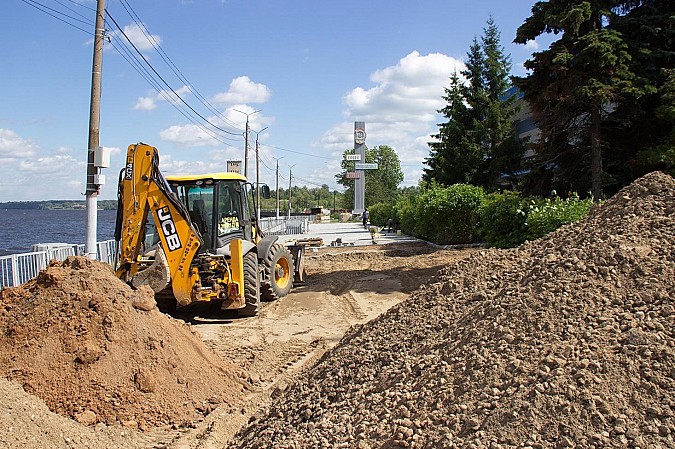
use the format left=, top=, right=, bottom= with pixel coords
left=230, top=171, right=674, bottom=449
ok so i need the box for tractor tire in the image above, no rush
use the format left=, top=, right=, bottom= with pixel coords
left=261, top=243, right=294, bottom=301
left=238, top=251, right=261, bottom=317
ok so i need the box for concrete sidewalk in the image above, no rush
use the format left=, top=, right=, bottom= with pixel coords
left=277, top=221, right=419, bottom=248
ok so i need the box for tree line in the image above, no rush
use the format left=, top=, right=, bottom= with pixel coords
left=0, top=200, right=118, bottom=210
left=424, top=1, right=673, bottom=200
left=332, top=1, right=672, bottom=246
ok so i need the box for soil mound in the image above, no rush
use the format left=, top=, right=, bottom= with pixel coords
left=232, top=171, right=675, bottom=448
left=0, top=256, right=244, bottom=430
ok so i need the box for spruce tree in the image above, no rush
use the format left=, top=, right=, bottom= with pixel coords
left=608, top=0, right=675, bottom=181
left=424, top=72, right=476, bottom=185
left=425, top=18, right=525, bottom=190
left=515, top=0, right=654, bottom=199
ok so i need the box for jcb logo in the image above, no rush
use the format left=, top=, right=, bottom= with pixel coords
left=125, top=162, right=134, bottom=180
left=157, top=206, right=182, bottom=251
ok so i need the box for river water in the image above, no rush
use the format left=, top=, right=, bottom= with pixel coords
left=0, top=209, right=118, bottom=255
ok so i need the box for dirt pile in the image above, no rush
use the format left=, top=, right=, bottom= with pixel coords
left=0, top=256, right=245, bottom=431
left=231, top=171, right=675, bottom=449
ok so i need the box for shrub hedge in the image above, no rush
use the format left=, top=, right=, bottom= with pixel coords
left=369, top=185, right=593, bottom=248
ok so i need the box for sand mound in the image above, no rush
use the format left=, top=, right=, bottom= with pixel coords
left=232, top=171, right=675, bottom=448
left=0, top=256, right=244, bottom=431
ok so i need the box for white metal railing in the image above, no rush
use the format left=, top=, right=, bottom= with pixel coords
left=259, top=216, right=311, bottom=235
left=0, top=240, right=117, bottom=289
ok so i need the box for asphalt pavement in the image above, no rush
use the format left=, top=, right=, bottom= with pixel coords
left=278, top=220, right=419, bottom=248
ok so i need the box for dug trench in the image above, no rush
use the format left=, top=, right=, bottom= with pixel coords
left=0, top=227, right=475, bottom=448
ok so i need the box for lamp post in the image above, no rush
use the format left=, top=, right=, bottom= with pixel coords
left=253, top=126, right=268, bottom=222
left=233, top=108, right=261, bottom=180
left=275, top=157, right=285, bottom=218
left=288, top=164, right=296, bottom=218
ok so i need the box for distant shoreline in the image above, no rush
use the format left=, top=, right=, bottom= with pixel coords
left=0, top=200, right=118, bottom=211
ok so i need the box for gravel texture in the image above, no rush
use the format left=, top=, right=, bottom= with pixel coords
left=230, top=171, right=675, bottom=449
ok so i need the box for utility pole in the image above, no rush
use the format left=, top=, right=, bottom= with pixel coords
left=244, top=119, right=249, bottom=180
left=234, top=109, right=261, bottom=181
left=288, top=164, right=296, bottom=218
left=85, top=0, right=106, bottom=260
left=254, top=127, right=268, bottom=222
left=275, top=158, right=284, bottom=218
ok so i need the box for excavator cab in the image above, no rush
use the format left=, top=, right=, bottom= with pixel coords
left=166, top=173, right=254, bottom=253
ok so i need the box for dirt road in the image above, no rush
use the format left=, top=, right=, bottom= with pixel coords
left=0, top=240, right=477, bottom=449
left=164, top=241, right=477, bottom=448
left=3, top=172, right=673, bottom=449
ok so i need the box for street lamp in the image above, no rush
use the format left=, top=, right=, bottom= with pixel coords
left=253, top=126, right=268, bottom=222
left=274, top=156, right=285, bottom=218
left=233, top=108, right=261, bottom=180
left=288, top=163, right=297, bottom=218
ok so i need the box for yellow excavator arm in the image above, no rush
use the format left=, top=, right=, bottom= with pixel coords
left=114, top=143, right=203, bottom=305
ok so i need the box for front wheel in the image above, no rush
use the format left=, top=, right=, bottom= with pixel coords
left=261, top=243, right=294, bottom=301
left=238, top=251, right=261, bottom=317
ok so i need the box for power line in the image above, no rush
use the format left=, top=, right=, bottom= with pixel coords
left=19, top=0, right=244, bottom=147
left=115, top=0, right=243, bottom=131
left=293, top=175, right=332, bottom=188
left=63, top=0, right=95, bottom=11
left=19, top=0, right=93, bottom=34
left=53, top=0, right=92, bottom=21
left=262, top=144, right=334, bottom=161
left=105, top=10, right=243, bottom=139
left=106, top=28, right=243, bottom=149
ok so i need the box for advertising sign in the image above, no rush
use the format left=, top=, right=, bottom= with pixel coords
left=227, top=160, right=242, bottom=174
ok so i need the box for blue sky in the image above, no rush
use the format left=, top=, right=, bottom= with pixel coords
left=1, top=0, right=546, bottom=201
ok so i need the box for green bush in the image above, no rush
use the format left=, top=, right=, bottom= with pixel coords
left=478, top=190, right=530, bottom=248
left=374, top=184, right=592, bottom=248
left=525, top=193, right=594, bottom=240
left=412, top=183, right=484, bottom=244
left=394, top=195, right=420, bottom=237
left=368, top=202, right=398, bottom=227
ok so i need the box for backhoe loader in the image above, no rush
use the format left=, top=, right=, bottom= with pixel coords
left=114, top=142, right=305, bottom=316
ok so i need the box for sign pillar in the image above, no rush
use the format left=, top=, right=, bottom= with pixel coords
left=353, top=121, right=366, bottom=214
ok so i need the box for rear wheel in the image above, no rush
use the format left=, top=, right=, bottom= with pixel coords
left=238, top=251, right=261, bottom=317
left=261, top=243, right=294, bottom=301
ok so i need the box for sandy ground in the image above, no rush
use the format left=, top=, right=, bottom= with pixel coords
left=166, top=241, right=477, bottom=449
left=0, top=240, right=476, bottom=449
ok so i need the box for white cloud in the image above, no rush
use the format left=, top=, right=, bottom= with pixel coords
left=134, top=85, right=192, bottom=111
left=159, top=104, right=273, bottom=148
left=525, top=39, right=539, bottom=50
left=0, top=128, right=39, bottom=159
left=114, top=23, right=161, bottom=52
left=157, top=149, right=242, bottom=175
left=0, top=129, right=119, bottom=201
left=106, top=146, right=123, bottom=156
left=153, top=77, right=272, bottom=148
left=133, top=97, right=158, bottom=111
left=159, top=123, right=218, bottom=147
left=0, top=154, right=87, bottom=201
left=315, top=51, right=465, bottom=187
left=18, top=154, right=85, bottom=175
left=211, top=76, right=272, bottom=105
